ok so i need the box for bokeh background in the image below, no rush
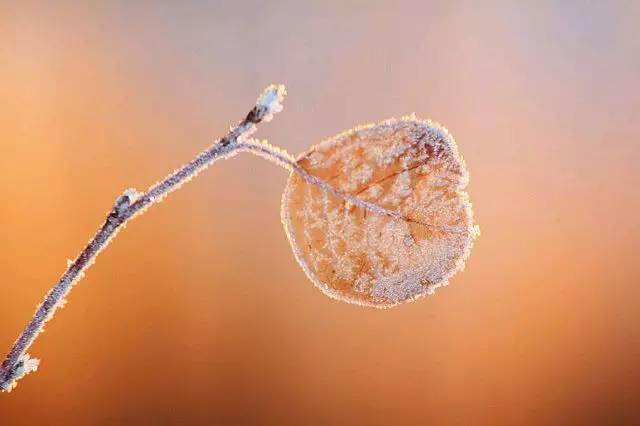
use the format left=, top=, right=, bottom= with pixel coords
left=1, top=1, right=638, bottom=424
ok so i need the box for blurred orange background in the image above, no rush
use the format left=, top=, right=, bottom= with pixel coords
left=1, top=1, right=638, bottom=424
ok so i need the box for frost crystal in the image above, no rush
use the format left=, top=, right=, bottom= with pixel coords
left=281, top=117, right=478, bottom=308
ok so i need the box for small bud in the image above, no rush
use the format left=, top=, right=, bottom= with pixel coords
left=281, top=117, right=478, bottom=308
left=0, top=353, right=39, bottom=392
left=112, top=188, right=141, bottom=217
left=253, top=84, right=286, bottom=123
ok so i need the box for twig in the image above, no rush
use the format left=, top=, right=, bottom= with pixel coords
left=0, top=84, right=287, bottom=392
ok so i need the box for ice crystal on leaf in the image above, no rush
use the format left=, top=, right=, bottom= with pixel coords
left=281, top=117, right=478, bottom=308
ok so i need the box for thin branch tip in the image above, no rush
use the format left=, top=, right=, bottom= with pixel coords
left=1, top=353, right=39, bottom=393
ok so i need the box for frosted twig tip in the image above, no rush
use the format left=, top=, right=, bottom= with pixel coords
left=254, top=84, right=286, bottom=122
left=0, top=353, right=39, bottom=393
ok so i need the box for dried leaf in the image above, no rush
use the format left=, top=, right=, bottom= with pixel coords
left=281, top=117, right=478, bottom=308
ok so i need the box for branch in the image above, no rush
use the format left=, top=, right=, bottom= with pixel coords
left=0, top=84, right=287, bottom=392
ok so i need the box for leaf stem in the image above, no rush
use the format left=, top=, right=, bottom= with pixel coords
left=238, top=139, right=402, bottom=219
left=238, top=139, right=466, bottom=235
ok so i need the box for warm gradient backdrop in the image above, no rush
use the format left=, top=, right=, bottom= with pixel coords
left=1, top=1, right=638, bottom=425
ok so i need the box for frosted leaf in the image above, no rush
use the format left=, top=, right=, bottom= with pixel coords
left=281, top=117, right=478, bottom=308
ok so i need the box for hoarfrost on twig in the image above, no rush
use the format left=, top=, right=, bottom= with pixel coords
left=0, top=84, right=286, bottom=392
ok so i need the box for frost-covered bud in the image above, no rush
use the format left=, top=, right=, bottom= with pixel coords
left=248, top=84, right=286, bottom=123
left=0, top=353, right=39, bottom=392
left=112, top=188, right=141, bottom=217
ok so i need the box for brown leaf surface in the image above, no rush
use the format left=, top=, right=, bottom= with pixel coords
left=281, top=117, right=478, bottom=308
